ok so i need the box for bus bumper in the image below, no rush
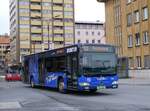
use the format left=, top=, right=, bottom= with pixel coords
left=78, top=81, right=118, bottom=91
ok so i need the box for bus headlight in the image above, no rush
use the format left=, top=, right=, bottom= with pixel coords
left=112, top=81, right=118, bottom=85
left=79, top=82, right=90, bottom=86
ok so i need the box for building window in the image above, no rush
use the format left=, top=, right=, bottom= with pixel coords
left=98, top=40, right=101, bottom=43
left=86, top=40, right=89, bottom=44
left=127, top=13, right=132, bottom=26
left=92, top=32, right=94, bottom=36
left=129, top=57, right=134, bottom=68
left=128, top=35, right=133, bottom=47
left=77, top=40, right=81, bottom=43
left=144, top=55, right=150, bottom=68
left=134, top=10, right=140, bottom=23
left=127, top=0, right=132, bottom=4
left=143, top=7, right=148, bottom=20
left=143, top=31, right=149, bottom=44
left=86, top=31, right=88, bottom=35
left=135, top=33, right=140, bottom=46
left=92, top=39, right=95, bottom=43
left=136, top=56, right=141, bottom=68
left=77, top=31, right=80, bottom=35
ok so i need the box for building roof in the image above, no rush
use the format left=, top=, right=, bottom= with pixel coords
left=0, top=36, right=10, bottom=44
left=75, top=21, right=104, bottom=25
left=97, top=0, right=108, bottom=2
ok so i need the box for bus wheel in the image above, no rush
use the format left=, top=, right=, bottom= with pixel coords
left=58, top=79, right=66, bottom=93
left=30, top=78, right=35, bottom=88
left=90, top=89, right=97, bottom=93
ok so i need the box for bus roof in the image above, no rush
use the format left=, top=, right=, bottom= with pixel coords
left=24, top=44, right=115, bottom=58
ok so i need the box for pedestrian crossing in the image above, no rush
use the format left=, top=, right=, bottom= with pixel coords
left=0, top=101, right=81, bottom=111
left=0, top=81, right=24, bottom=89
left=0, top=102, right=21, bottom=110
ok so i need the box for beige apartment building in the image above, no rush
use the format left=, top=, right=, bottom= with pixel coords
left=9, top=0, right=75, bottom=64
left=98, top=0, right=150, bottom=76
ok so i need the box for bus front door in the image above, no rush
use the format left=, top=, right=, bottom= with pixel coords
left=67, top=54, right=78, bottom=89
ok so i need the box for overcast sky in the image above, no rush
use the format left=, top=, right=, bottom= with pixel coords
left=0, top=0, right=105, bottom=35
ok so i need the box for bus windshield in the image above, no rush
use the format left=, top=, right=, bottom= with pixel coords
left=80, top=52, right=117, bottom=76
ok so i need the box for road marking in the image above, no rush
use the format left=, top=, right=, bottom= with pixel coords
left=0, top=102, right=21, bottom=109
left=55, top=103, right=81, bottom=111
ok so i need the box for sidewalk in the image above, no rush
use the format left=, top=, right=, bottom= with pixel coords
left=119, top=78, right=150, bottom=86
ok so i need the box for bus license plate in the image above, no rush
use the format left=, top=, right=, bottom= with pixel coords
left=97, top=86, right=105, bottom=90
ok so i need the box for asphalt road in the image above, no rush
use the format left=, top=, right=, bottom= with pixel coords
left=0, top=81, right=150, bottom=111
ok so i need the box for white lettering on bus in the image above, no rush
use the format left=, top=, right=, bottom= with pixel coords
left=67, top=47, right=77, bottom=53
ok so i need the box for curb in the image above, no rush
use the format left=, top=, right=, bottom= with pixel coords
left=119, top=81, right=150, bottom=86
left=119, top=83, right=150, bottom=86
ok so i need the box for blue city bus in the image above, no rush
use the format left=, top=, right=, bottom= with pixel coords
left=23, top=44, right=118, bottom=93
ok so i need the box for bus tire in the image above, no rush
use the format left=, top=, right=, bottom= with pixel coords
left=58, top=79, right=67, bottom=93
left=90, top=89, right=97, bottom=93
left=30, top=78, right=35, bottom=88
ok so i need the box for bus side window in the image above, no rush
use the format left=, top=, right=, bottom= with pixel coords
left=45, top=58, right=52, bottom=72
left=72, top=56, right=78, bottom=74
left=66, top=56, right=71, bottom=74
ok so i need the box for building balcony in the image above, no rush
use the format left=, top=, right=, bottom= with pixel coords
left=64, top=0, right=72, bottom=4
left=20, top=44, right=30, bottom=49
left=65, top=30, right=73, bottom=34
left=31, top=28, right=42, bottom=33
left=53, top=29, right=63, bottom=34
left=20, top=20, right=30, bottom=24
left=64, top=15, right=73, bottom=19
left=19, top=13, right=29, bottom=17
left=43, top=37, right=52, bottom=41
left=42, top=0, right=51, bottom=2
left=42, top=14, right=52, bottom=18
left=43, top=29, right=52, bottom=33
left=65, top=37, right=74, bottom=42
left=31, top=20, right=41, bottom=25
left=54, top=37, right=64, bottom=41
left=53, top=12, right=63, bottom=18
left=30, top=0, right=41, bottom=2
left=30, top=5, right=41, bottom=10
left=97, top=0, right=107, bottom=2
left=64, top=22, right=73, bottom=26
left=20, top=36, right=30, bottom=41
left=53, top=21, right=63, bottom=26
left=43, top=6, right=51, bottom=10
left=54, top=44, right=63, bottom=49
left=53, top=0, right=63, bottom=4
left=31, top=37, right=42, bottom=41
left=64, top=8, right=73, bottom=12
left=33, top=44, right=42, bottom=49
left=53, top=6, right=63, bottom=11
left=19, top=5, right=29, bottom=9
left=31, top=12, right=41, bottom=18
left=20, top=28, right=30, bottom=33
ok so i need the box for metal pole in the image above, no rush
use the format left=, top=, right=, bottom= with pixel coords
left=34, top=43, right=35, bottom=53
left=48, top=23, right=50, bottom=50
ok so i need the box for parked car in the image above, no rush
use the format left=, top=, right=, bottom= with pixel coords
left=5, top=70, right=21, bottom=81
